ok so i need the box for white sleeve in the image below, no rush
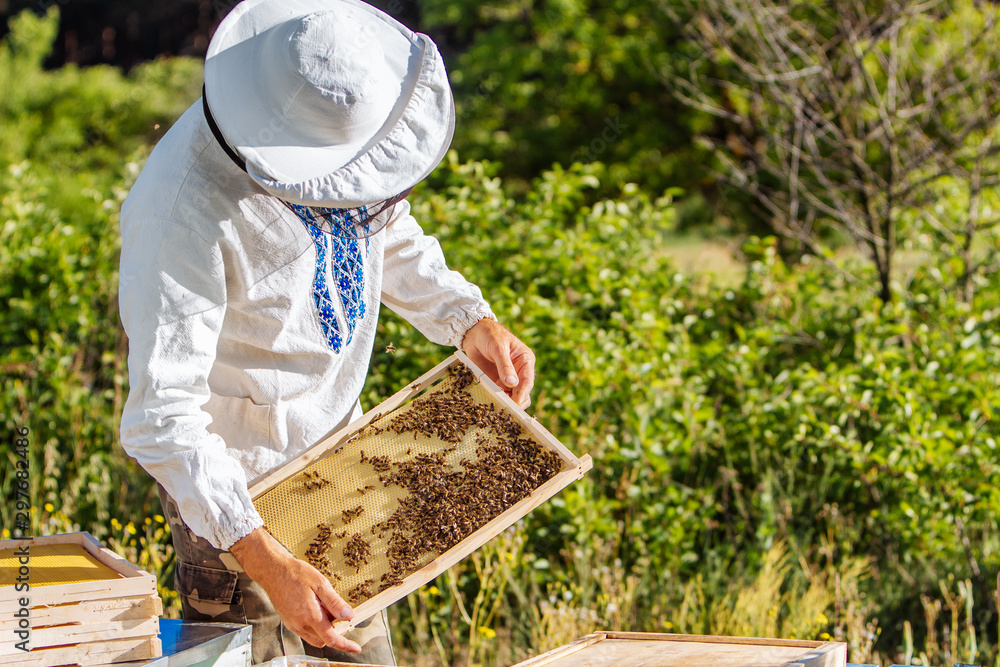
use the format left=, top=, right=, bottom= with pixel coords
left=380, top=200, right=496, bottom=347
left=118, top=216, right=263, bottom=551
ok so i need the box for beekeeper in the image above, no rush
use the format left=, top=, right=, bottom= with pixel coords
left=117, top=0, right=535, bottom=662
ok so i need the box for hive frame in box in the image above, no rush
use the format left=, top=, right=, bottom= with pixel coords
left=511, top=632, right=848, bottom=667
left=0, top=532, right=162, bottom=664
left=0, top=532, right=157, bottom=612
left=248, top=352, right=593, bottom=633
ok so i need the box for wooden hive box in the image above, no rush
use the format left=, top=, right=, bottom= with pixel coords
left=0, top=532, right=162, bottom=666
left=249, top=352, right=593, bottom=633
left=512, top=632, right=848, bottom=667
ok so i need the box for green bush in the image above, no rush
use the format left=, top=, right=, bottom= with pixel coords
left=377, top=157, right=1000, bottom=664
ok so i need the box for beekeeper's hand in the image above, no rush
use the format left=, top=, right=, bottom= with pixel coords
left=461, top=318, right=536, bottom=408
left=230, top=527, right=361, bottom=652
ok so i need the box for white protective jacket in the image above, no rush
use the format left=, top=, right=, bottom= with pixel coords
left=119, top=102, right=494, bottom=550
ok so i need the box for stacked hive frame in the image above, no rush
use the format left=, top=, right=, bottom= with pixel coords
left=250, top=352, right=593, bottom=631
left=0, top=532, right=161, bottom=666
left=511, top=632, right=848, bottom=667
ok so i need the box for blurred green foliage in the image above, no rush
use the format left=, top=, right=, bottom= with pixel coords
left=1, top=7, right=999, bottom=666
left=423, top=0, right=727, bottom=221
left=0, top=7, right=202, bottom=540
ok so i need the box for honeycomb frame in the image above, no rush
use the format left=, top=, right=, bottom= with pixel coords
left=248, top=352, right=592, bottom=631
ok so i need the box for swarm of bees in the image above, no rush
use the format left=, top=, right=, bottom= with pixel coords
left=304, top=522, right=335, bottom=575
left=347, top=578, right=375, bottom=604
left=300, top=365, right=563, bottom=605
left=302, top=470, right=331, bottom=490
left=343, top=533, right=372, bottom=572
left=341, top=505, right=364, bottom=524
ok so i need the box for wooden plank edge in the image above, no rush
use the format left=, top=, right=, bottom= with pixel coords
left=454, top=351, right=584, bottom=467
left=77, top=534, right=154, bottom=582
left=0, top=635, right=160, bottom=665
left=332, top=462, right=589, bottom=633
left=249, top=355, right=459, bottom=498
left=0, top=617, right=159, bottom=652
left=509, top=633, right=608, bottom=667
left=0, top=595, right=161, bottom=629
left=599, top=632, right=828, bottom=648
left=508, top=633, right=845, bottom=667
left=1, top=576, right=156, bottom=608
left=0, top=586, right=158, bottom=613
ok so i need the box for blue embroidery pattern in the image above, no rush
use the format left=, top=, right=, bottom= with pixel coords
left=288, top=204, right=370, bottom=353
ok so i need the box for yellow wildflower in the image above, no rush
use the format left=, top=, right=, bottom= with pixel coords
left=478, top=626, right=496, bottom=639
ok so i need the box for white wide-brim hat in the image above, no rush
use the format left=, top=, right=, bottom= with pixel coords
left=204, top=0, right=455, bottom=208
